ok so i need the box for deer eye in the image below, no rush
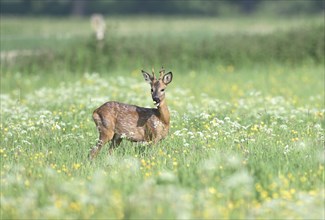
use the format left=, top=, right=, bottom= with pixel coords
left=161, top=89, right=165, bottom=92
left=151, top=89, right=153, bottom=93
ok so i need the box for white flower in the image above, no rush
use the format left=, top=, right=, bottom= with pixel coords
left=174, top=130, right=183, bottom=136
left=280, top=124, right=288, bottom=130
left=284, top=145, right=290, bottom=155
left=200, top=112, right=210, bottom=119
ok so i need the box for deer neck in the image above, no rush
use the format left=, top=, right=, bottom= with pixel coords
left=157, top=99, right=170, bottom=125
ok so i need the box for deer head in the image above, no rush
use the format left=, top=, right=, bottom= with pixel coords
left=142, top=67, right=173, bottom=107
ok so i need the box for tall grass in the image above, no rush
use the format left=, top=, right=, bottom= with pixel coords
left=2, top=23, right=324, bottom=73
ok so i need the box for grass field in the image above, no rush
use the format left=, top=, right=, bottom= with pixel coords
left=1, top=16, right=324, bottom=219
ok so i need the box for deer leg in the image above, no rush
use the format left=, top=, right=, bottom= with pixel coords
left=89, top=127, right=114, bottom=160
left=89, top=112, right=115, bottom=160
left=109, top=134, right=123, bottom=154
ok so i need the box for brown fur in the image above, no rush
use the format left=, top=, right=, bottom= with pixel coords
left=89, top=68, right=173, bottom=159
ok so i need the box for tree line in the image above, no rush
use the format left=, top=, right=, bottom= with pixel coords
left=1, top=0, right=324, bottom=16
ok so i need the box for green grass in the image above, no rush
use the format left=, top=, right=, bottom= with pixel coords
left=1, top=16, right=324, bottom=219
left=1, top=15, right=324, bottom=72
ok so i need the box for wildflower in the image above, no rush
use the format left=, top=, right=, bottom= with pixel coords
left=315, top=111, right=323, bottom=118
left=284, top=145, right=290, bottom=155
left=69, top=202, right=81, bottom=211
left=300, top=176, right=307, bottom=183
left=255, top=183, right=262, bottom=192
left=208, top=187, right=216, bottom=194
left=55, top=198, right=62, bottom=208
left=227, top=202, right=234, bottom=209
left=200, top=112, right=210, bottom=119
left=272, top=192, right=279, bottom=199
left=280, top=124, right=288, bottom=130
left=251, top=124, right=259, bottom=132
left=73, top=163, right=81, bottom=170
left=280, top=190, right=292, bottom=200
left=291, top=130, right=298, bottom=134
left=291, top=137, right=299, bottom=142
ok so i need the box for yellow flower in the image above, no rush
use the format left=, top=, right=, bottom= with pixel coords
left=300, top=176, right=307, bottom=183
left=316, top=111, right=324, bottom=118
left=269, top=182, right=277, bottom=190
left=73, top=163, right=81, bottom=170
left=291, top=130, right=298, bottom=134
left=251, top=124, right=259, bottom=132
left=255, top=183, right=262, bottom=192
left=157, top=206, right=163, bottom=215
left=291, top=137, right=299, bottom=142
left=208, top=187, right=216, bottom=194
left=280, top=190, right=292, bottom=200
left=260, top=190, right=268, bottom=199
left=272, top=192, right=279, bottom=199
left=69, top=202, right=81, bottom=211
left=309, top=190, right=316, bottom=196
left=227, top=202, right=234, bottom=209
left=55, top=199, right=62, bottom=208
left=287, top=173, right=295, bottom=181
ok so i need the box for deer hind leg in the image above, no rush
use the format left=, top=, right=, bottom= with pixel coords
left=89, top=129, right=114, bottom=160
left=89, top=112, right=114, bottom=160
left=109, top=134, right=123, bottom=154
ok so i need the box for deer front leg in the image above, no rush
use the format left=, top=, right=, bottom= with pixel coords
left=108, top=134, right=123, bottom=154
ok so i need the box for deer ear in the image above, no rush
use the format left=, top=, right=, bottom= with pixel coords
left=163, top=72, right=173, bottom=85
left=142, top=70, right=153, bottom=83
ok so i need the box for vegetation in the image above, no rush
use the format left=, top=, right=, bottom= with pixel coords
left=0, top=16, right=324, bottom=219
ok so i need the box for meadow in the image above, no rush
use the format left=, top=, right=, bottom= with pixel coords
left=0, top=16, right=324, bottom=219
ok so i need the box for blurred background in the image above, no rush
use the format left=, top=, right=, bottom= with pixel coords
left=1, top=0, right=324, bottom=86
left=1, top=0, right=324, bottom=16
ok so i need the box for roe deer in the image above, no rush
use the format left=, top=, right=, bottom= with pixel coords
left=89, top=67, right=173, bottom=160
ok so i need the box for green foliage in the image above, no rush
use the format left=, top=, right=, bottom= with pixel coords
left=2, top=21, right=324, bottom=73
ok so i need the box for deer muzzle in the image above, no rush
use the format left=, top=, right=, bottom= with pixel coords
left=153, top=97, right=160, bottom=107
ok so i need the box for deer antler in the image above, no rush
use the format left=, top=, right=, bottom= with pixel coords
left=152, top=67, right=156, bottom=80
left=159, top=66, right=165, bottom=79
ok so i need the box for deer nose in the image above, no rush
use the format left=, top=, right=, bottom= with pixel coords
left=153, top=97, right=160, bottom=103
